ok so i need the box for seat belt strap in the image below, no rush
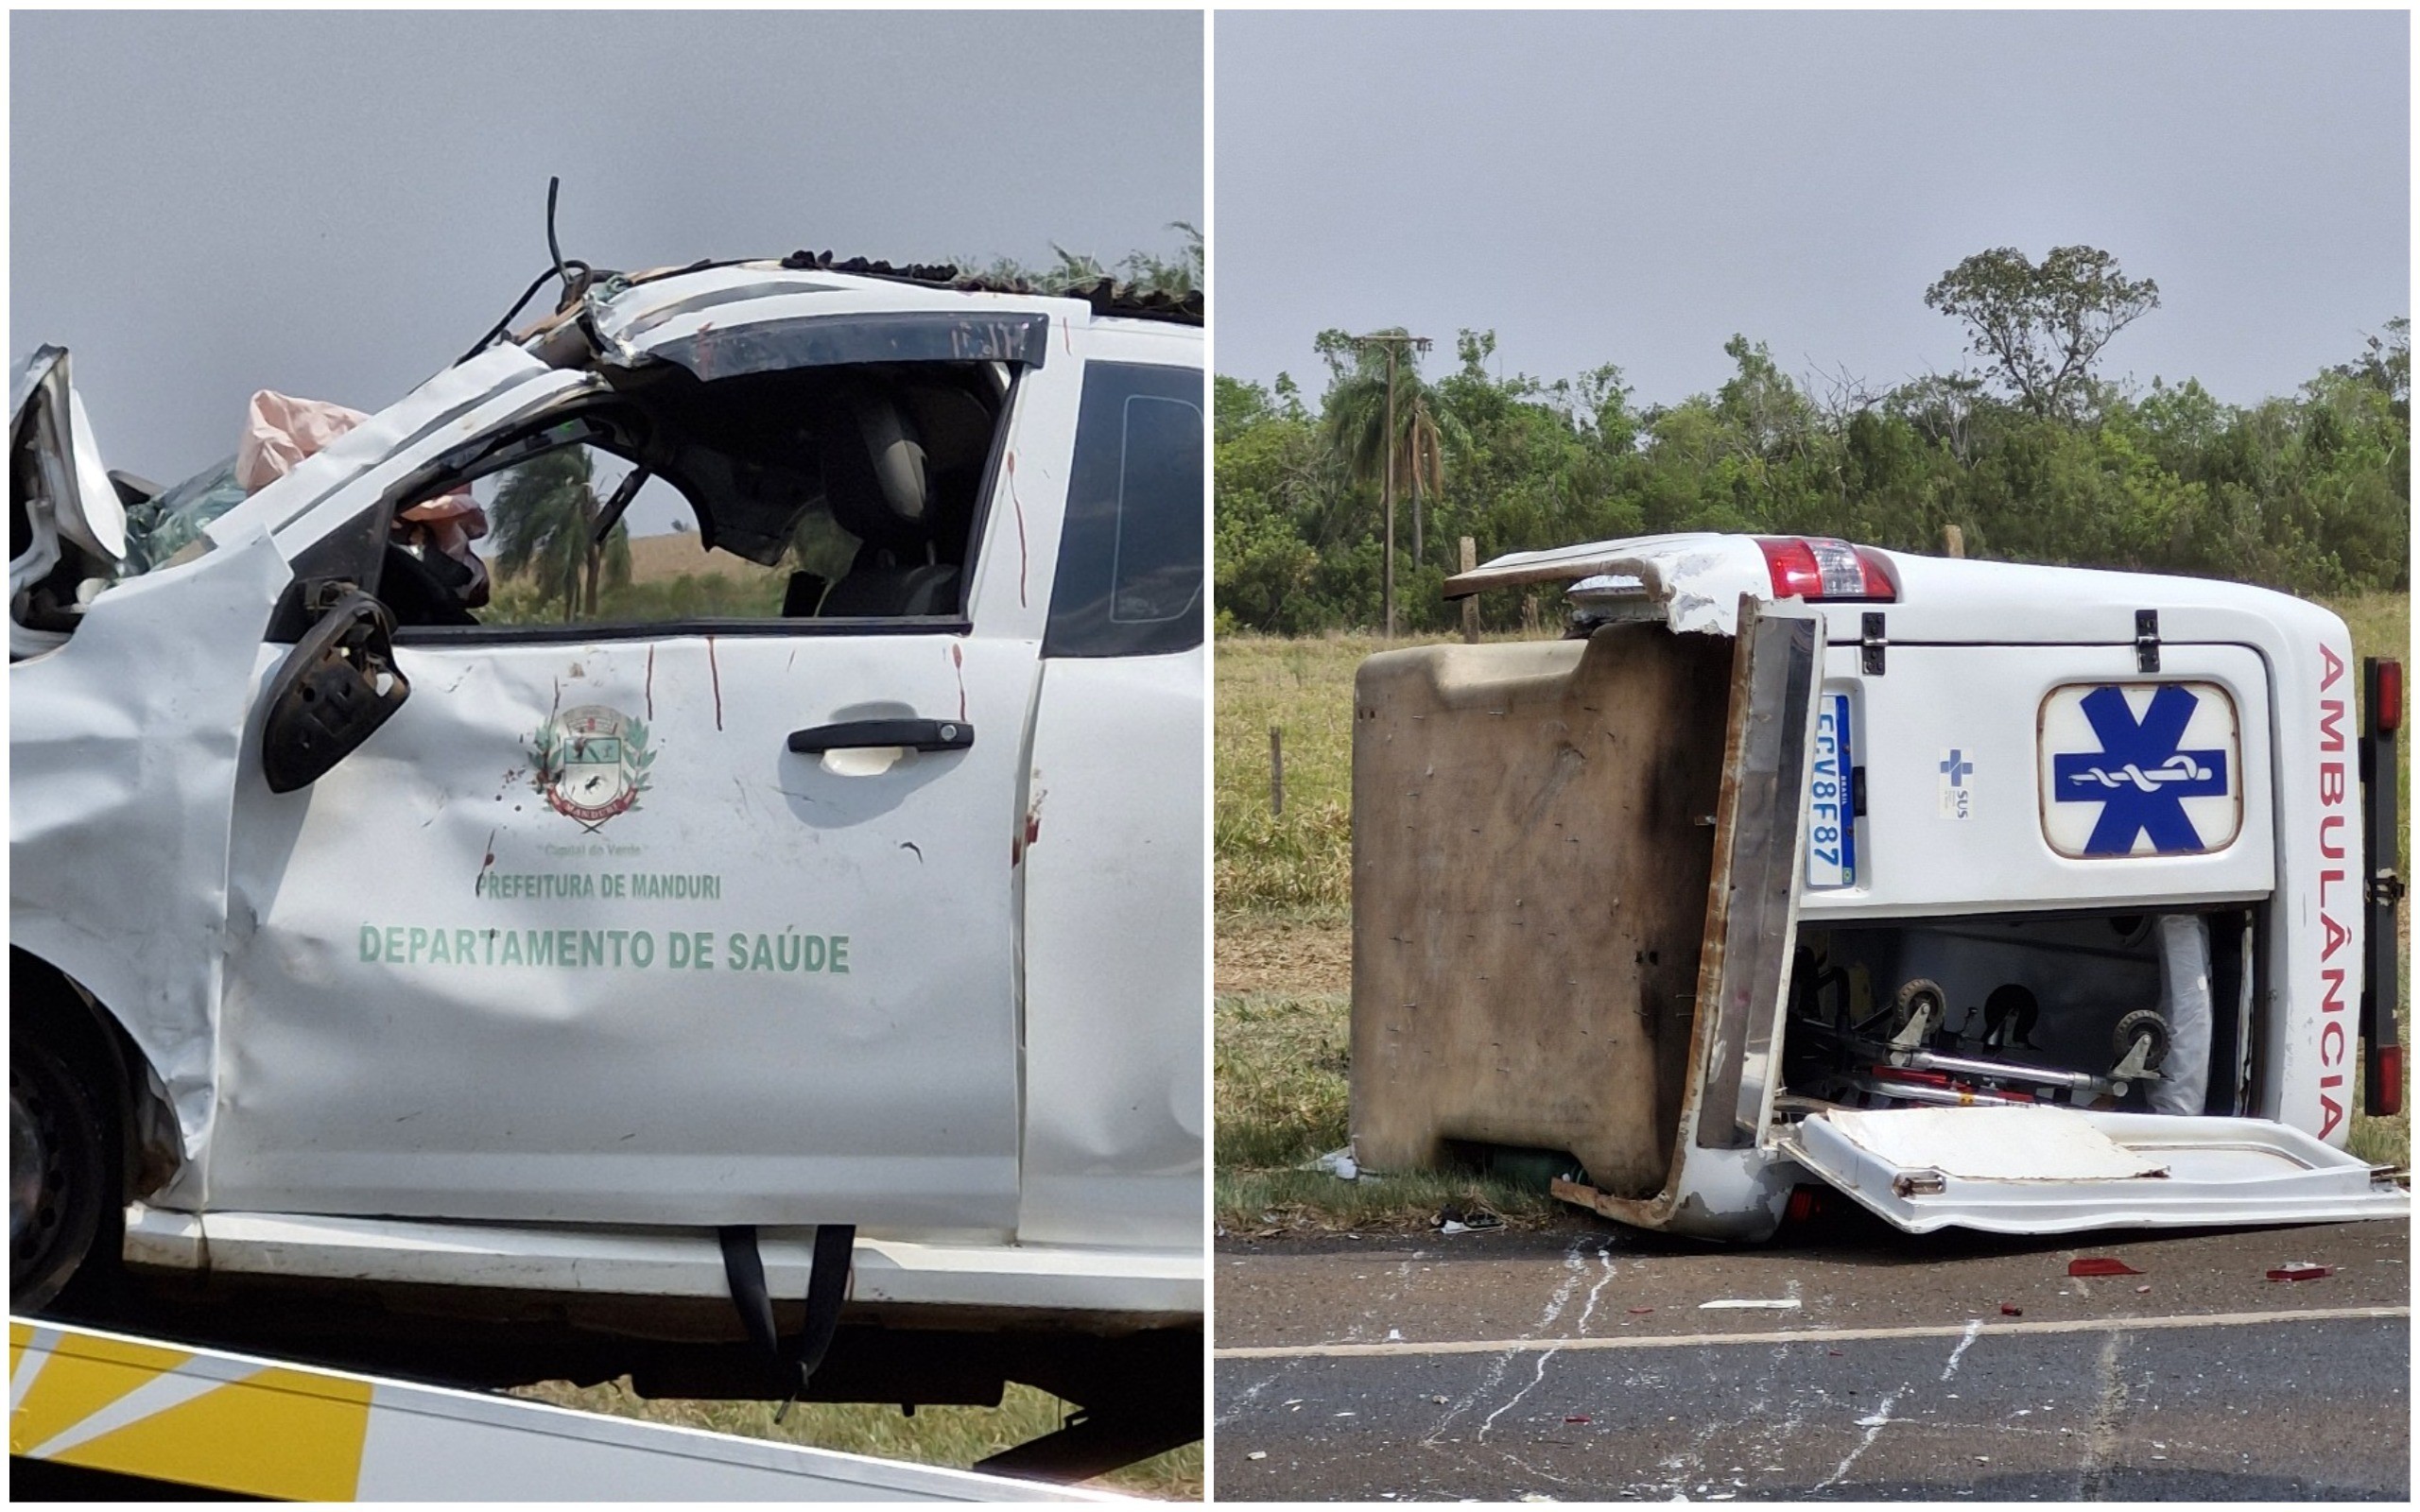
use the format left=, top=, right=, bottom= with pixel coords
left=717, top=1222, right=857, bottom=1421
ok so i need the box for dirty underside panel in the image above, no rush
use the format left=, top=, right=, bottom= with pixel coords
left=1348, top=625, right=1733, bottom=1195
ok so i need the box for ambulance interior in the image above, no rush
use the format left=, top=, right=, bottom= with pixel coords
left=1780, top=908, right=2251, bottom=1122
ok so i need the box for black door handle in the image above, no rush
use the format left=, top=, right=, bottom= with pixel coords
left=787, top=718, right=974, bottom=753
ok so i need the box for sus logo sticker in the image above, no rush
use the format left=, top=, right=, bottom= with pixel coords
left=530, top=705, right=655, bottom=831
left=2039, top=681, right=2240, bottom=857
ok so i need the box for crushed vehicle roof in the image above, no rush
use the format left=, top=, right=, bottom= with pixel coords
left=510, top=251, right=1200, bottom=355
left=1445, top=531, right=2337, bottom=638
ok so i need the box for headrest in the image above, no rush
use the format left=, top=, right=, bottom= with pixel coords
left=821, top=389, right=929, bottom=550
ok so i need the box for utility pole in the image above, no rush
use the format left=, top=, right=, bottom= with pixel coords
left=1350, top=331, right=1431, bottom=638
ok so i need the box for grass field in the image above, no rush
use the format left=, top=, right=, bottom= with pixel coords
left=1216, top=593, right=2413, bottom=1211
left=512, top=1381, right=1201, bottom=1499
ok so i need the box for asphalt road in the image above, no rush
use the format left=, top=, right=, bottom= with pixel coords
left=1214, top=1216, right=2410, bottom=1501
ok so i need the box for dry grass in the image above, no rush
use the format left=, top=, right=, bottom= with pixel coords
left=1212, top=989, right=1558, bottom=1233
left=510, top=1380, right=1200, bottom=1499
left=623, top=530, right=786, bottom=587
left=1214, top=631, right=1477, bottom=916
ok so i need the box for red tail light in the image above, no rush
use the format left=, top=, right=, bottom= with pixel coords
left=2373, top=660, right=2401, bottom=734
left=2373, top=1046, right=2402, bottom=1118
left=1755, top=537, right=1898, bottom=602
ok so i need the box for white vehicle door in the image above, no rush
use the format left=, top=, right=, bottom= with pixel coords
left=1779, top=1104, right=2409, bottom=1233
left=210, top=304, right=1071, bottom=1231
left=1014, top=337, right=1205, bottom=1248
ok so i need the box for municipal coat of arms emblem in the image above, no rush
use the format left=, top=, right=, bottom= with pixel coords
left=530, top=704, right=655, bottom=830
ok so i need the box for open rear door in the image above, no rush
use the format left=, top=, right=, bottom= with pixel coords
left=1780, top=1104, right=2410, bottom=1234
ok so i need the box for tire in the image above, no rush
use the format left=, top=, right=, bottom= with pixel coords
left=11, top=1033, right=112, bottom=1313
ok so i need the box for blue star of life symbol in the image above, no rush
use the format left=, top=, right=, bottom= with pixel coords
left=1940, top=749, right=1973, bottom=785
left=2050, top=684, right=2228, bottom=855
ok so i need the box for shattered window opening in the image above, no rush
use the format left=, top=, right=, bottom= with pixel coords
left=362, top=359, right=1011, bottom=636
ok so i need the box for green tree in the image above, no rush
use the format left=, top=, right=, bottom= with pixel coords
left=1925, top=246, right=2160, bottom=419
left=1318, top=329, right=1460, bottom=566
left=490, top=448, right=631, bottom=622
left=1213, top=293, right=2408, bottom=637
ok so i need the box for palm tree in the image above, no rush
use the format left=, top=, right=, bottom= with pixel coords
left=491, top=448, right=631, bottom=621
left=1322, top=335, right=1455, bottom=563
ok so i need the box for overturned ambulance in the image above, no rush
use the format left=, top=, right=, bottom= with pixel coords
left=1350, top=533, right=2407, bottom=1239
left=11, top=257, right=1203, bottom=1465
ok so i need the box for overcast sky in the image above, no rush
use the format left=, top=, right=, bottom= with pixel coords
left=12, top=9, right=1201, bottom=514
left=1218, top=9, right=2408, bottom=411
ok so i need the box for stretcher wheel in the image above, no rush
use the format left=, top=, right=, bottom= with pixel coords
left=1886, top=978, right=1946, bottom=1039
left=2113, top=1008, right=2170, bottom=1070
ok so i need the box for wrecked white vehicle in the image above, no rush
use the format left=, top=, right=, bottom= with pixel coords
left=11, top=256, right=1203, bottom=1471
left=1351, top=533, right=2407, bottom=1241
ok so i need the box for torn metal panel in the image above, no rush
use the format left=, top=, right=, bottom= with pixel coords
left=9, top=347, right=125, bottom=565
left=1442, top=532, right=1771, bottom=636
left=10, top=346, right=128, bottom=658
left=9, top=524, right=294, bottom=1181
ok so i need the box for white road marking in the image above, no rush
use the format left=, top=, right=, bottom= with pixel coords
left=1215, top=1304, right=2407, bottom=1361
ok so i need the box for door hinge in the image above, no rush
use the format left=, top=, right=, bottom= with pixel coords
left=1860, top=611, right=1887, bottom=676
left=2135, top=610, right=2161, bottom=673
left=2370, top=868, right=2407, bottom=907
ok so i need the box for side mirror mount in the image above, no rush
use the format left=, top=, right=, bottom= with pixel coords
left=261, top=586, right=409, bottom=794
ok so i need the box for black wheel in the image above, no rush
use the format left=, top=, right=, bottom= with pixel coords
left=1879, top=978, right=1946, bottom=1040
left=2113, top=1009, right=2170, bottom=1072
left=11, top=1034, right=111, bottom=1313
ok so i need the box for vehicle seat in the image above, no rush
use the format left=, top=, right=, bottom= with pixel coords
left=820, top=560, right=960, bottom=617
left=819, top=389, right=957, bottom=616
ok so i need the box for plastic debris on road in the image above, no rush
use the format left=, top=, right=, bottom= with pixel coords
left=2266, top=1263, right=2336, bottom=1281
left=1433, top=1205, right=1503, bottom=1234
left=1698, top=1297, right=1801, bottom=1311
left=1303, top=1147, right=1359, bottom=1181
left=2067, top=1256, right=2143, bottom=1277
